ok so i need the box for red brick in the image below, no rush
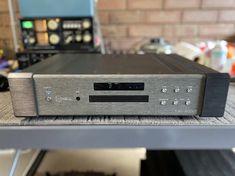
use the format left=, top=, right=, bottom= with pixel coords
left=199, top=24, right=234, bottom=36
left=129, top=25, right=162, bottom=37
left=164, top=37, right=179, bottom=44
left=0, top=0, right=9, bottom=12
left=108, top=37, right=144, bottom=51
left=98, top=11, right=109, bottom=24
left=165, top=0, right=200, bottom=9
left=180, top=37, right=219, bottom=44
left=15, top=12, right=21, bottom=20
left=110, top=11, right=145, bottom=24
left=163, top=25, right=198, bottom=37
left=0, top=27, right=11, bottom=38
left=146, top=11, right=181, bottom=23
left=0, top=13, right=11, bottom=27
left=179, top=37, right=200, bottom=44
left=202, top=0, right=235, bottom=8
left=102, top=25, right=127, bottom=37
left=183, top=10, right=217, bottom=23
left=219, top=10, right=235, bottom=22
left=97, top=0, right=126, bottom=10
left=14, top=0, right=20, bottom=13
left=128, top=0, right=162, bottom=9
left=0, top=39, right=13, bottom=49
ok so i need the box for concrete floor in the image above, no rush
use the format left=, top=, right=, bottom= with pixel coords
left=0, top=148, right=146, bottom=176
left=0, top=150, right=38, bottom=176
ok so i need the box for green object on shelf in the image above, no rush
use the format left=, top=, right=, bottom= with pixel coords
left=22, top=21, right=33, bottom=29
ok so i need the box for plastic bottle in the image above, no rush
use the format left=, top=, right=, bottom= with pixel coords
left=211, top=41, right=228, bottom=72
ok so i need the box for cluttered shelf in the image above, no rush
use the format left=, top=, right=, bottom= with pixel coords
left=0, top=83, right=234, bottom=149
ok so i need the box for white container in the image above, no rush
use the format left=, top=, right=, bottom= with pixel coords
left=211, top=41, right=228, bottom=71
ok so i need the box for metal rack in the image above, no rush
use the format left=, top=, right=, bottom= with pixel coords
left=175, top=150, right=235, bottom=176
left=0, top=83, right=235, bottom=149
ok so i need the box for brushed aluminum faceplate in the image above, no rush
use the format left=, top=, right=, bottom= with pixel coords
left=8, top=73, right=38, bottom=117
left=33, top=74, right=205, bottom=116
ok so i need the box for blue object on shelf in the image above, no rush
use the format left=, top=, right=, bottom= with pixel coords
left=19, top=0, right=95, bottom=17
left=0, top=60, right=9, bottom=69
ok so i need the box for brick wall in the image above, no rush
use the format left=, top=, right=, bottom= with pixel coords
left=0, top=0, right=13, bottom=51
left=1, top=0, right=235, bottom=52
left=98, top=0, right=235, bottom=51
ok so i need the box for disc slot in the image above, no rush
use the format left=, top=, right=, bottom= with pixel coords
left=89, top=95, right=149, bottom=102
left=94, top=83, right=144, bottom=91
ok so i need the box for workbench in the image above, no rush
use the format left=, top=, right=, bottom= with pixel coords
left=0, top=83, right=235, bottom=149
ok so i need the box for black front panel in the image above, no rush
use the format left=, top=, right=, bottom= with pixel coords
left=20, top=17, right=94, bottom=51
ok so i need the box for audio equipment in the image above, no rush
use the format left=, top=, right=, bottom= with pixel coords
left=20, top=17, right=95, bottom=51
left=16, top=51, right=57, bottom=69
left=18, top=0, right=96, bottom=52
left=8, top=54, right=230, bottom=117
left=0, top=75, right=9, bottom=92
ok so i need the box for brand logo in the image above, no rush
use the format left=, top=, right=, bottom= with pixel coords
left=55, top=96, right=73, bottom=103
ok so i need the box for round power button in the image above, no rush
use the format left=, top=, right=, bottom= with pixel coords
left=46, top=96, right=52, bottom=102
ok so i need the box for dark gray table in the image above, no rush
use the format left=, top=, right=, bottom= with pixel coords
left=0, top=84, right=235, bottom=149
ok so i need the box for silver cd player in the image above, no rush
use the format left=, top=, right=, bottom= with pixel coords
left=8, top=54, right=230, bottom=117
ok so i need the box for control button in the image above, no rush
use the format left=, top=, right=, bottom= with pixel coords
left=83, top=34, right=92, bottom=43
left=49, top=34, right=60, bottom=45
left=24, top=39, right=28, bottom=44
left=160, top=100, right=167, bottom=105
left=185, top=100, right=191, bottom=106
left=173, top=100, right=179, bottom=105
left=46, top=96, right=52, bottom=102
left=64, top=24, right=69, bottom=29
left=187, top=88, right=192, bottom=93
left=45, top=91, right=52, bottom=95
left=75, top=34, right=82, bottom=42
left=65, top=35, right=73, bottom=44
left=161, top=88, right=167, bottom=93
left=82, top=19, right=91, bottom=29
left=47, top=19, right=59, bottom=30
left=71, top=24, right=76, bottom=29
left=174, top=88, right=180, bottom=93
left=29, top=37, right=36, bottom=44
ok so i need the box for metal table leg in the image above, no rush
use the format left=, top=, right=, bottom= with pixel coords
left=8, top=149, right=21, bottom=176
